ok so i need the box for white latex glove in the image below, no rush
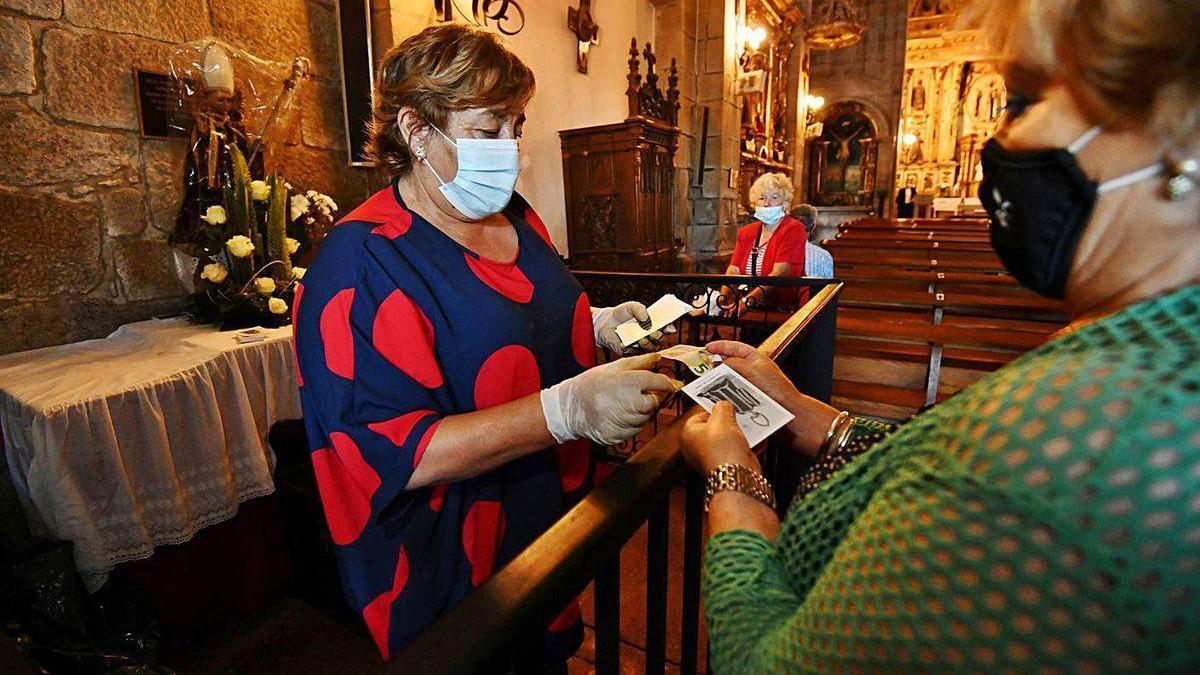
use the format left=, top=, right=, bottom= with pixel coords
left=540, top=353, right=676, bottom=446
left=591, top=301, right=676, bottom=353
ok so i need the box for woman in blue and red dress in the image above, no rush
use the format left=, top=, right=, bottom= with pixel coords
left=292, top=24, right=674, bottom=671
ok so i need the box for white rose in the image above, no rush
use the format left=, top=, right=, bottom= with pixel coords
left=292, top=266, right=306, bottom=279
left=268, top=297, right=288, bottom=315
left=249, top=180, right=271, bottom=201
left=225, top=235, right=255, bottom=258
left=289, top=194, right=311, bottom=221
left=254, top=277, right=276, bottom=295
left=200, top=262, right=228, bottom=283
left=201, top=205, right=227, bottom=225
left=285, top=237, right=300, bottom=255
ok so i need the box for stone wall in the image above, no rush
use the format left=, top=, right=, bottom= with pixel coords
left=685, top=0, right=742, bottom=271
left=806, top=0, right=908, bottom=214
left=652, top=0, right=699, bottom=270
left=0, top=0, right=375, bottom=355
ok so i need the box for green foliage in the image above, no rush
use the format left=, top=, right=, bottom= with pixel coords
left=266, top=174, right=292, bottom=280
left=227, top=144, right=257, bottom=260
left=187, top=143, right=336, bottom=329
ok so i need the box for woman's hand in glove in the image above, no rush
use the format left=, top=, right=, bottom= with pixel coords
left=591, top=301, right=675, bottom=353
left=540, top=353, right=676, bottom=446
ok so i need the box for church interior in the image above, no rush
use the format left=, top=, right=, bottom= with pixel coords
left=0, top=0, right=1196, bottom=673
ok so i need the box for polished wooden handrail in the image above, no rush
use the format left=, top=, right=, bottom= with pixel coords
left=758, top=282, right=842, bottom=358
left=388, top=282, right=844, bottom=674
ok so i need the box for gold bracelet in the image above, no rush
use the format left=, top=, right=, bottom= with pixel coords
left=818, top=411, right=851, bottom=458
left=704, top=463, right=777, bottom=512
left=830, top=413, right=856, bottom=454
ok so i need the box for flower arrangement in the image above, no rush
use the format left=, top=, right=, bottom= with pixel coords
left=184, top=143, right=337, bottom=329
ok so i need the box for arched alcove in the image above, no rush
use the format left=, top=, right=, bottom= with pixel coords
left=806, top=101, right=880, bottom=207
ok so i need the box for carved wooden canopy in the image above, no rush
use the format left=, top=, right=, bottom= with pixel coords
left=625, top=39, right=680, bottom=127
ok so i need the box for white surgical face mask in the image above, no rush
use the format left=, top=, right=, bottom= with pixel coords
left=755, top=205, right=785, bottom=229
left=424, top=124, right=520, bottom=220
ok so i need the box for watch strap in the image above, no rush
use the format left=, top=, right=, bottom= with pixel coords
left=704, top=463, right=776, bottom=512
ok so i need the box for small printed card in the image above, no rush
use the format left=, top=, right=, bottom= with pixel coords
left=658, top=344, right=722, bottom=376
left=234, top=328, right=268, bottom=344
left=614, top=294, right=696, bottom=347
left=682, top=364, right=794, bottom=447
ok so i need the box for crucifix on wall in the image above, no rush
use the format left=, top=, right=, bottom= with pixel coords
left=567, top=0, right=600, bottom=74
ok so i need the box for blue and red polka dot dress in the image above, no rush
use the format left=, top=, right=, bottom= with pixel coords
left=292, top=180, right=596, bottom=664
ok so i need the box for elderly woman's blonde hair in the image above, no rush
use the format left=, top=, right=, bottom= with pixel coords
left=367, top=23, right=536, bottom=175
left=748, top=172, right=794, bottom=208
left=963, top=0, right=1200, bottom=145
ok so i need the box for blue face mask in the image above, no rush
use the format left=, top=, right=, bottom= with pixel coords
left=424, top=125, right=521, bottom=220
left=755, top=205, right=785, bottom=228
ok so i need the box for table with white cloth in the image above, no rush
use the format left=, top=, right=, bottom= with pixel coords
left=0, top=318, right=300, bottom=590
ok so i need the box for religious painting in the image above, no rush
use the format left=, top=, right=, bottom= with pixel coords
left=910, top=77, right=926, bottom=111
left=909, top=0, right=958, bottom=17
left=806, top=101, right=879, bottom=206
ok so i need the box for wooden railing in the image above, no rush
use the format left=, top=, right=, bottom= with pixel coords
left=389, top=277, right=843, bottom=674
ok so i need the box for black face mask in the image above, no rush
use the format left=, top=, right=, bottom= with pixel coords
left=978, top=127, right=1163, bottom=298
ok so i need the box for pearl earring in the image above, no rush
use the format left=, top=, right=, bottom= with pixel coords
left=1165, top=157, right=1198, bottom=201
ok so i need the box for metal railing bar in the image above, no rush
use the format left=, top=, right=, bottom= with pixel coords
left=572, top=270, right=839, bottom=289
left=645, top=499, right=669, bottom=674
left=596, top=555, right=620, bottom=672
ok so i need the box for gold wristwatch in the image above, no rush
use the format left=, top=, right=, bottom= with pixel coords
left=703, top=463, right=776, bottom=512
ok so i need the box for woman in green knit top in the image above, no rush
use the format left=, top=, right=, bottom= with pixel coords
left=681, top=1, right=1200, bottom=672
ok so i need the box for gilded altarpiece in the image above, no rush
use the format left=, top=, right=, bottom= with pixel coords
left=896, top=0, right=1004, bottom=198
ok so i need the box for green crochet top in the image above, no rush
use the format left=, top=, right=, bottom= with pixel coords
left=703, top=285, right=1200, bottom=673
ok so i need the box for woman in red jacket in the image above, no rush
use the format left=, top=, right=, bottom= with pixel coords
left=721, top=172, right=808, bottom=314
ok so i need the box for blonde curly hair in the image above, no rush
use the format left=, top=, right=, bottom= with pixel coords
left=366, top=23, right=535, bottom=176
left=748, top=172, right=794, bottom=209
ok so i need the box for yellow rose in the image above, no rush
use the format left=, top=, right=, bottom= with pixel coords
left=268, top=297, right=288, bottom=315
left=254, top=277, right=276, bottom=295
left=292, top=266, right=306, bottom=279
left=201, top=205, right=227, bottom=225
left=226, top=235, right=255, bottom=258
left=285, top=237, right=300, bottom=255
left=249, top=180, right=271, bottom=201
left=200, top=262, right=228, bottom=284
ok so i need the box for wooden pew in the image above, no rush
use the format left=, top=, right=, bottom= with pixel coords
left=823, top=217, right=1066, bottom=419
left=828, top=247, right=1004, bottom=272
left=828, top=238, right=995, bottom=252
left=835, top=265, right=1017, bottom=286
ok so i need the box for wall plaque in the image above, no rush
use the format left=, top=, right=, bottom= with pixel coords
left=134, top=69, right=193, bottom=139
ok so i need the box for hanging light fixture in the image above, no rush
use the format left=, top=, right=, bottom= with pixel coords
left=808, top=0, right=866, bottom=50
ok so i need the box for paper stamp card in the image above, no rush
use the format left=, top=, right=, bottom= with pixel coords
left=682, top=364, right=794, bottom=447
